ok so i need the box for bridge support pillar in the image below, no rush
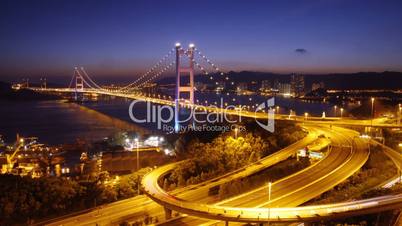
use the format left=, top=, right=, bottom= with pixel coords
left=73, top=67, right=84, bottom=101
left=225, top=221, right=229, bottom=226
left=174, top=43, right=195, bottom=132
left=164, top=207, right=172, bottom=220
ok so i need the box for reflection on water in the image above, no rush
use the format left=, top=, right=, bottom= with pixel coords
left=0, top=100, right=148, bottom=144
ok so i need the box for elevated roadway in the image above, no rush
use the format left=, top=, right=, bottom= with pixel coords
left=142, top=127, right=393, bottom=224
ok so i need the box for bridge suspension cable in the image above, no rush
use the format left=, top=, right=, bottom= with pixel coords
left=118, top=48, right=175, bottom=91
left=79, top=67, right=106, bottom=90
left=136, top=60, right=176, bottom=88
left=193, top=47, right=234, bottom=101
left=194, top=48, right=228, bottom=80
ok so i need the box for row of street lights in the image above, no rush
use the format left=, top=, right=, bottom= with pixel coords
left=333, top=105, right=344, bottom=117
left=333, top=98, right=377, bottom=119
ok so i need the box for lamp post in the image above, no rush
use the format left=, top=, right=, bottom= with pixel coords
left=334, top=105, right=337, bottom=117
left=304, top=112, right=308, bottom=120
left=371, top=98, right=375, bottom=129
left=371, top=98, right=375, bottom=117
left=234, top=127, right=238, bottom=139
left=399, top=143, right=402, bottom=183
left=135, top=138, right=140, bottom=195
left=268, top=182, right=272, bottom=226
left=276, top=106, right=279, bottom=114
left=340, top=108, right=344, bottom=118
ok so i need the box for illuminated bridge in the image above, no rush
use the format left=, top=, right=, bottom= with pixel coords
left=29, top=44, right=401, bottom=130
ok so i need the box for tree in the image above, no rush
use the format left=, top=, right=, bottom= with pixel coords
left=118, top=178, right=136, bottom=198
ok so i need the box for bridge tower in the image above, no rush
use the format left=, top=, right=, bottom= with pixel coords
left=40, top=77, right=47, bottom=89
left=74, top=67, right=84, bottom=100
left=174, top=43, right=195, bottom=132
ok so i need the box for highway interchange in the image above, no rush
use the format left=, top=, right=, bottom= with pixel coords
left=43, top=123, right=402, bottom=226
left=141, top=125, right=376, bottom=224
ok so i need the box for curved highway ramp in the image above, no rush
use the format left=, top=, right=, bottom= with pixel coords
left=142, top=127, right=391, bottom=224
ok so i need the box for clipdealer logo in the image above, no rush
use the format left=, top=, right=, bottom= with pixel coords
left=254, top=97, right=275, bottom=133
left=128, top=97, right=275, bottom=132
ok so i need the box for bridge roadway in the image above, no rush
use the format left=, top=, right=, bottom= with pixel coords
left=141, top=126, right=376, bottom=224
left=45, top=125, right=327, bottom=225
left=31, top=87, right=401, bottom=128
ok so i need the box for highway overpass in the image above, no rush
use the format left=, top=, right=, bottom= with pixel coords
left=140, top=127, right=400, bottom=224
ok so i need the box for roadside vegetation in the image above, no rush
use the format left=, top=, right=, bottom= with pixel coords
left=306, top=144, right=397, bottom=205
left=0, top=167, right=151, bottom=225
left=162, top=122, right=306, bottom=190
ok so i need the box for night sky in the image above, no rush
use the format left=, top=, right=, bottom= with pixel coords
left=1, top=0, right=402, bottom=80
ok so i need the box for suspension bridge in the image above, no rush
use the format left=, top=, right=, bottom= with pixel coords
left=29, top=43, right=401, bottom=129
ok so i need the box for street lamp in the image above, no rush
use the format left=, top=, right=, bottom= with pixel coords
left=134, top=138, right=140, bottom=195
left=304, top=112, right=308, bottom=120
left=399, top=143, right=402, bottom=183
left=371, top=98, right=375, bottom=117
left=371, top=97, right=375, bottom=129
left=340, top=108, right=344, bottom=118
left=334, top=105, right=337, bottom=117
left=234, top=127, right=238, bottom=139
left=276, top=106, right=279, bottom=114
left=268, top=182, right=272, bottom=226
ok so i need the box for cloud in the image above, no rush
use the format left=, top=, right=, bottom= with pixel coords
left=295, top=48, right=308, bottom=54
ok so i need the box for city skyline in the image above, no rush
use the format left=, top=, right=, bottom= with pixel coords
left=1, top=0, right=402, bottom=78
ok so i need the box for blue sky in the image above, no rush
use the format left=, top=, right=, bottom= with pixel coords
left=1, top=0, right=402, bottom=79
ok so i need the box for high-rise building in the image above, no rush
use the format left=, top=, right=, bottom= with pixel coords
left=291, top=74, right=305, bottom=97
left=260, top=80, right=271, bottom=92
left=273, top=79, right=280, bottom=90
left=278, top=83, right=291, bottom=95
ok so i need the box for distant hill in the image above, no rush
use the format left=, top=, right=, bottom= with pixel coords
left=157, top=71, right=402, bottom=90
